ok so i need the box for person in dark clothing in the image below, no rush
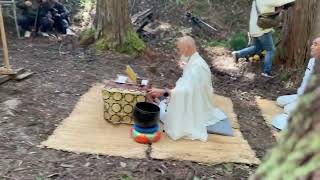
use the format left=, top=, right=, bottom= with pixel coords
left=17, top=0, right=53, bottom=37
left=47, top=0, right=74, bottom=35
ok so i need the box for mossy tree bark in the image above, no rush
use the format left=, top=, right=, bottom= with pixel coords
left=95, top=0, right=132, bottom=49
left=251, top=60, right=320, bottom=179
left=275, top=0, right=319, bottom=68
left=94, top=0, right=145, bottom=54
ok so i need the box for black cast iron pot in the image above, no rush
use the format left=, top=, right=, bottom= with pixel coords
left=133, top=102, right=160, bottom=128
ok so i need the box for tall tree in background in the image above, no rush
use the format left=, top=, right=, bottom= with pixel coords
left=275, top=0, right=320, bottom=68
left=94, top=0, right=145, bottom=54
left=311, top=0, right=320, bottom=39
left=251, top=61, right=320, bottom=179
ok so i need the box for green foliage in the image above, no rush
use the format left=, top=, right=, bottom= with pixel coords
left=118, top=31, right=146, bottom=56
left=120, top=175, right=133, bottom=180
left=205, top=33, right=248, bottom=51
left=94, top=31, right=145, bottom=55
left=228, top=32, right=248, bottom=51
left=173, top=0, right=187, bottom=5
left=35, top=177, right=44, bottom=180
left=279, top=71, right=291, bottom=82
left=203, top=32, right=247, bottom=50
left=207, top=39, right=229, bottom=48
left=95, top=38, right=109, bottom=53
left=80, top=0, right=95, bottom=8
left=193, top=0, right=211, bottom=16
left=273, top=28, right=282, bottom=45
left=79, top=28, right=96, bottom=45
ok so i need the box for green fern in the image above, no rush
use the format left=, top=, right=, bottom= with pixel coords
left=118, top=31, right=146, bottom=56
left=228, top=32, right=248, bottom=51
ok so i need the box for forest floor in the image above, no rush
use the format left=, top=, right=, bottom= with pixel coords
left=0, top=0, right=297, bottom=179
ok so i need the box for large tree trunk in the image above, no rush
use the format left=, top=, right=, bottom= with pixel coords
left=311, top=1, right=320, bottom=39
left=93, top=0, right=145, bottom=54
left=251, top=61, right=320, bottom=179
left=275, top=0, right=319, bottom=68
left=95, top=0, right=132, bottom=49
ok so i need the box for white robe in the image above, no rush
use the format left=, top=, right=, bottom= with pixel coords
left=276, top=58, right=316, bottom=109
left=273, top=58, right=316, bottom=130
left=163, top=52, right=227, bottom=142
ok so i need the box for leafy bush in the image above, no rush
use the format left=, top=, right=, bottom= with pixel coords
left=79, top=28, right=96, bottom=45
left=118, top=31, right=146, bottom=56
left=95, top=38, right=109, bottom=53
left=207, top=39, right=229, bottom=48
left=228, top=32, right=248, bottom=51
left=173, top=0, right=187, bottom=5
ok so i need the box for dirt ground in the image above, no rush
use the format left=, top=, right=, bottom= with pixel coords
left=0, top=1, right=297, bottom=179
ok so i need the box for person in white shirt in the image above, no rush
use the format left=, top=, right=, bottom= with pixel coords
left=232, top=0, right=295, bottom=77
left=148, top=36, right=227, bottom=142
left=272, top=37, right=320, bottom=130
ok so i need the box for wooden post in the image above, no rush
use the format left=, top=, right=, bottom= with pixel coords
left=12, top=0, right=21, bottom=38
left=0, top=4, right=12, bottom=74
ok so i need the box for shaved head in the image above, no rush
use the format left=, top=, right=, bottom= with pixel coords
left=177, top=36, right=196, bottom=48
left=176, top=36, right=197, bottom=57
left=311, top=37, right=320, bottom=60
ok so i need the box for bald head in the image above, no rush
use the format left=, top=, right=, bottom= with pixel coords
left=176, top=36, right=197, bottom=57
left=311, top=37, right=320, bottom=60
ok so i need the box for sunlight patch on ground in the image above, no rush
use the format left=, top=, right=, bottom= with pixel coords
left=2, top=98, right=21, bottom=116
left=212, top=56, right=238, bottom=72
left=206, top=47, right=239, bottom=72
left=243, top=72, right=256, bottom=80
left=158, top=22, right=172, bottom=31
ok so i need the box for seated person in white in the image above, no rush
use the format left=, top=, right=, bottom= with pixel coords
left=148, top=36, right=227, bottom=142
left=272, top=37, right=320, bottom=130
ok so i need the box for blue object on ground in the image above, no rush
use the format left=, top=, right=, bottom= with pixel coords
left=207, top=118, right=234, bottom=136
left=271, top=114, right=288, bottom=130
left=133, top=124, right=160, bottom=134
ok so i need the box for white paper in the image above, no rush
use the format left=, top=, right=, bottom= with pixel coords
left=141, top=80, right=148, bottom=86
left=115, top=75, right=128, bottom=84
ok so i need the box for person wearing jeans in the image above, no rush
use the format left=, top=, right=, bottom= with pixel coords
left=236, top=32, right=275, bottom=76
left=232, top=0, right=295, bottom=77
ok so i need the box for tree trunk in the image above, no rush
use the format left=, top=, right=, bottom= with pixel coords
left=275, top=0, right=319, bottom=68
left=251, top=60, right=320, bottom=179
left=95, top=0, right=132, bottom=49
left=311, top=1, right=320, bottom=40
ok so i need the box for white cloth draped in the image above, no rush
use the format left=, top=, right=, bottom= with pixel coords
left=297, top=58, right=316, bottom=95
left=276, top=94, right=298, bottom=107
left=163, top=52, right=227, bottom=142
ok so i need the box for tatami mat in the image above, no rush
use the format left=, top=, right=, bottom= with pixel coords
left=255, top=96, right=283, bottom=137
left=41, top=84, right=260, bottom=165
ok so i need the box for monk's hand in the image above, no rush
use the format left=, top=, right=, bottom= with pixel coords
left=178, top=61, right=187, bottom=69
left=148, top=88, right=165, bottom=98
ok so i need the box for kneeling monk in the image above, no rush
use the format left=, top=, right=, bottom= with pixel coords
left=272, top=37, right=320, bottom=130
left=148, top=36, right=227, bottom=141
